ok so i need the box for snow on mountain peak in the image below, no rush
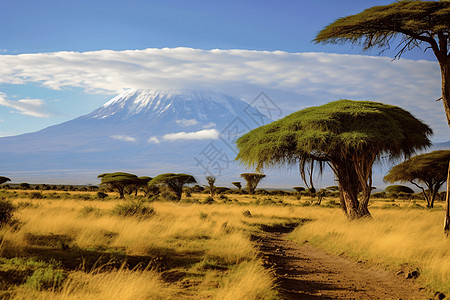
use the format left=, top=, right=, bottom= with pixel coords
left=89, top=89, right=251, bottom=121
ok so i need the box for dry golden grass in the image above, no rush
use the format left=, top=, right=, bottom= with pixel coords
left=2, top=191, right=449, bottom=298
left=2, top=195, right=289, bottom=299
left=290, top=207, right=450, bottom=294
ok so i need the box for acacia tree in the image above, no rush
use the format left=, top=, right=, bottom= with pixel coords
left=0, top=177, right=11, bottom=185
left=240, top=173, right=266, bottom=195
left=97, top=172, right=141, bottom=199
left=385, top=150, right=450, bottom=208
left=232, top=182, right=242, bottom=193
left=205, top=176, right=216, bottom=197
left=149, top=173, right=197, bottom=201
left=313, top=0, right=450, bottom=230
left=236, top=100, right=432, bottom=220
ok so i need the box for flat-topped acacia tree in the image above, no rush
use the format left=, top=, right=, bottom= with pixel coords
left=0, top=177, right=11, bottom=185
left=98, top=172, right=141, bottom=199
left=385, top=150, right=450, bottom=208
left=236, top=100, right=432, bottom=220
left=313, top=0, right=450, bottom=231
left=149, top=173, right=197, bottom=201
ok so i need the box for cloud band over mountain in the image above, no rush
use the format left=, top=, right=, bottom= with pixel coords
left=0, top=47, right=445, bottom=140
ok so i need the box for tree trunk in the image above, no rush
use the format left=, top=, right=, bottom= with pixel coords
left=336, top=164, right=361, bottom=220
left=444, top=153, right=449, bottom=234
left=440, top=58, right=450, bottom=235
left=357, top=173, right=372, bottom=218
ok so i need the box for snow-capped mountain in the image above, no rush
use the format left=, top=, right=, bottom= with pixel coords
left=0, top=89, right=274, bottom=184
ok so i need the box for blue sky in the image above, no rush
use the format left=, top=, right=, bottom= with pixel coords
left=0, top=0, right=445, bottom=140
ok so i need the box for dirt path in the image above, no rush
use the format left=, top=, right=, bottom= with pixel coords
left=258, top=224, right=430, bottom=300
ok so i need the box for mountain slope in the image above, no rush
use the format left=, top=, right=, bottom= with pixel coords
left=0, top=89, right=272, bottom=183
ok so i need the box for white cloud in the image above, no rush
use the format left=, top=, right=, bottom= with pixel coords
left=202, top=122, right=216, bottom=129
left=176, top=119, right=198, bottom=127
left=147, top=137, right=160, bottom=144
left=0, top=47, right=446, bottom=139
left=111, top=135, right=136, bottom=142
left=162, top=129, right=219, bottom=141
left=0, top=93, right=51, bottom=117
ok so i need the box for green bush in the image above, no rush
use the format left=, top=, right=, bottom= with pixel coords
left=26, top=266, right=67, bottom=290
left=29, top=192, right=44, bottom=199
left=112, top=201, right=155, bottom=219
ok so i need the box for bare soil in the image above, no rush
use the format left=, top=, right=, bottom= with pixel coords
left=258, top=224, right=430, bottom=300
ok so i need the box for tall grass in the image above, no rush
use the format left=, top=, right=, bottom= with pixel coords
left=290, top=208, right=450, bottom=294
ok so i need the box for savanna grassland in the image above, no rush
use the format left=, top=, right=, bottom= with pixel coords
left=0, top=188, right=448, bottom=299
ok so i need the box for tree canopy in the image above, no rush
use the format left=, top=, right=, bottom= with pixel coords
left=385, top=150, right=450, bottom=208
left=240, top=173, right=266, bottom=195
left=0, top=177, right=11, bottom=185
left=313, top=0, right=450, bottom=229
left=385, top=185, right=415, bottom=194
left=98, top=172, right=141, bottom=199
left=236, top=100, right=432, bottom=219
left=149, top=173, right=197, bottom=201
left=314, top=1, right=450, bottom=60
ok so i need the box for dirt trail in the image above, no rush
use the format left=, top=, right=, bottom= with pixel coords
left=258, top=224, right=430, bottom=300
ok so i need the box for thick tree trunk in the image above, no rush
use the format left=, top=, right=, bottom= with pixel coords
left=357, top=174, right=372, bottom=218
left=336, top=164, right=361, bottom=220
left=440, top=58, right=450, bottom=235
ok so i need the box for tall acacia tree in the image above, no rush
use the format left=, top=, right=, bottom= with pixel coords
left=236, top=100, right=432, bottom=220
left=385, top=150, right=450, bottom=208
left=149, top=173, right=197, bottom=201
left=313, top=0, right=450, bottom=229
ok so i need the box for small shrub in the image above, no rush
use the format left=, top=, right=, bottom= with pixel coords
left=242, top=210, right=252, bottom=218
left=203, top=196, right=215, bottom=204
left=26, top=266, right=67, bottom=290
left=0, top=199, right=16, bottom=227
left=112, top=201, right=155, bottom=219
left=97, top=191, right=109, bottom=199
left=29, top=192, right=44, bottom=199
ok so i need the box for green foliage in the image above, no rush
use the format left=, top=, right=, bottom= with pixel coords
left=98, top=172, right=141, bottom=199
left=240, top=173, right=266, bottom=195
left=385, top=150, right=450, bottom=208
left=0, top=177, right=11, bottom=185
left=385, top=185, right=414, bottom=194
left=149, top=173, right=197, bottom=201
left=236, top=100, right=432, bottom=169
left=385, top=150, right=450, bottom=184
left=232, top=182, right=242, bottom=191
left=236, top=100, right=432, bottom=219
left=314, top=1, right=450, bottom=56
left=19, top=183, right=31, bottom=190
left=293, top=187, right=305, bottom=193
left=97, top=191, right=108, bottom=199
left=25, top=265, right=67, bottom=290
left=28, top=192, right=44, bottom=199
left=0, top=199, right=16, bottom=227
left=111, top=201, right=155, bottom=219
